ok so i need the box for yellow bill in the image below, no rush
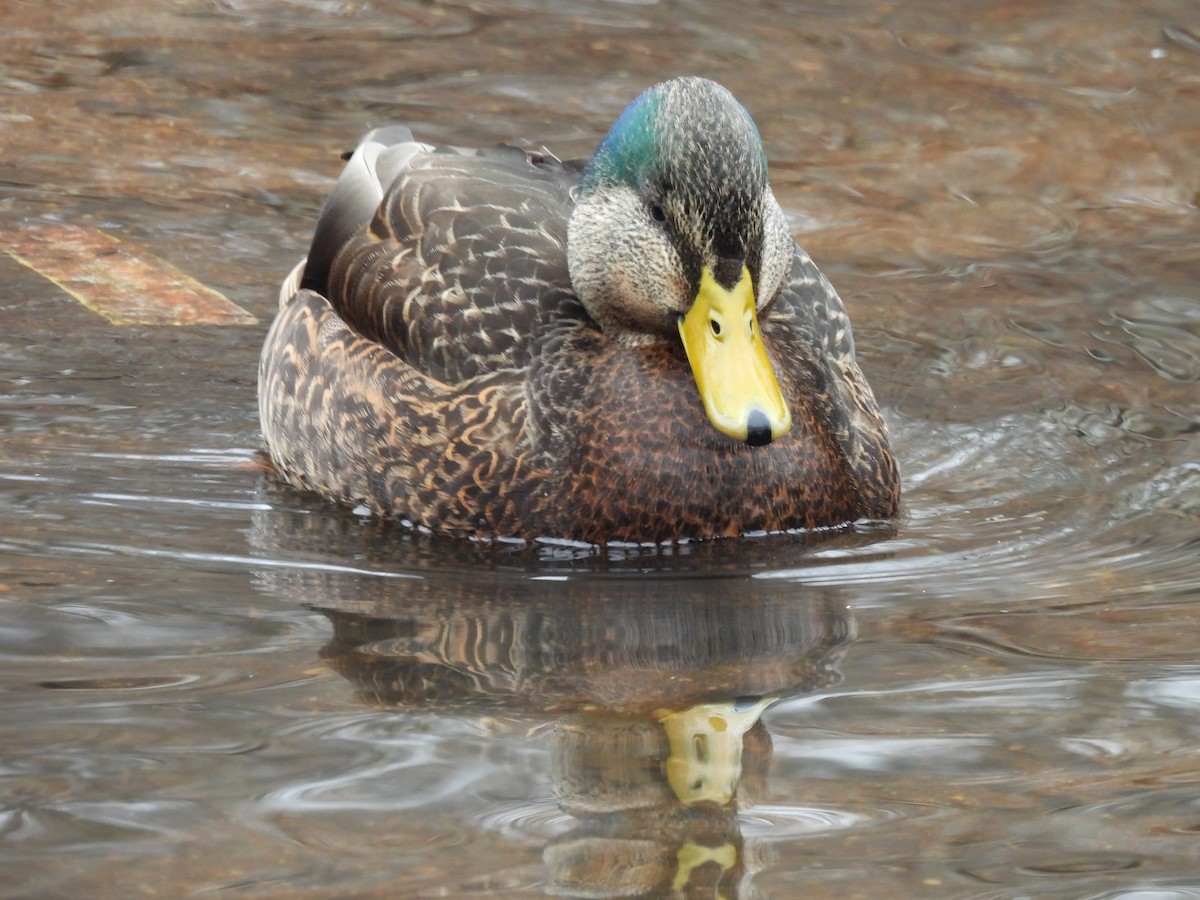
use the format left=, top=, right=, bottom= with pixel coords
left=678, top=266, right=791, bottom=446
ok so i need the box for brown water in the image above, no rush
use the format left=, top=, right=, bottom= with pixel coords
left=2, top=1, right=1199, bottom=896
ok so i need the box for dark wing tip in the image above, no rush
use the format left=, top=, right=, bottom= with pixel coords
left=301, top=126, right=420, bottom=295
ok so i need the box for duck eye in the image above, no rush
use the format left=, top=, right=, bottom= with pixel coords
left=710, top=318, right=722, bottom=336
left=649, top=204, right=666, bottom=222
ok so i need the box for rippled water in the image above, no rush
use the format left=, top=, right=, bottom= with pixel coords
left=2, top=1, right=1199, bottom=896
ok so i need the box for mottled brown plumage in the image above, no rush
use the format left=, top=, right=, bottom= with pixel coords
left=258, top=78, right=899, bottom=543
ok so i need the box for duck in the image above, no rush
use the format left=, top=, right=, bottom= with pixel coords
left=258, top=76, right=899, bottom=544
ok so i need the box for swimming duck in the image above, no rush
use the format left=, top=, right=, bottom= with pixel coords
left=258, top=76, right=899, bottom=543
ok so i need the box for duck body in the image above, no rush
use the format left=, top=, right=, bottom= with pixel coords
left=259, top=78, right=899, bottom=543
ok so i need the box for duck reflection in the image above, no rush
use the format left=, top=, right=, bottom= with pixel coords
left=251, top=492, right=858, bottom=897
left=548, top=700, right=775, bottom=898
left=318, top=578, right=849, bottom=898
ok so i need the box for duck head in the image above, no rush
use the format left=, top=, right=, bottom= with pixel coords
left=568, top=77, right=794, bottom=447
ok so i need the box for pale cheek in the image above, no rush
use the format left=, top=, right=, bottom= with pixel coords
left=568, top=188, right=691, bottom=336
left=631, top=243, right=690, bottom=329
left=758, top=196, right=795, bottom=306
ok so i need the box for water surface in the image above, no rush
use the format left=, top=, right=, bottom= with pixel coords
left=2, top=1, right=1199, bottom=896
